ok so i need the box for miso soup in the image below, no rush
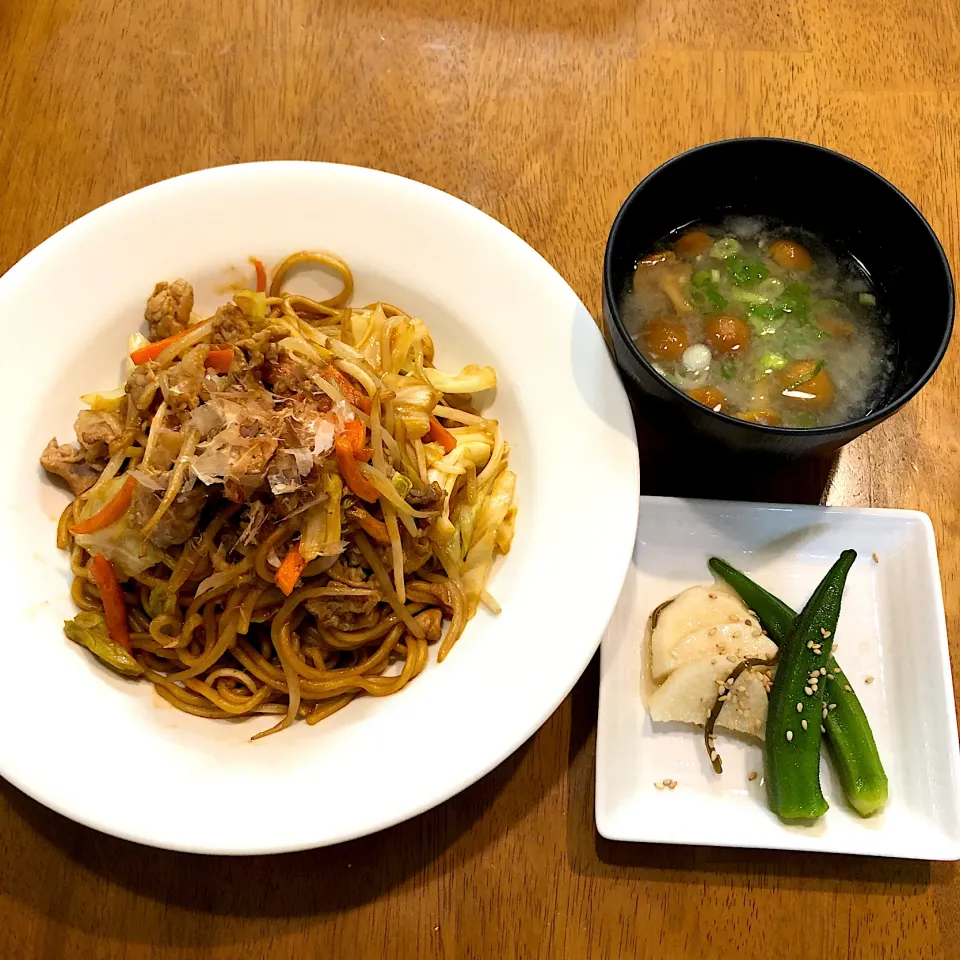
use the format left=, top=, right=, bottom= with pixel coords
left=621, top=218, right=893, bottom=428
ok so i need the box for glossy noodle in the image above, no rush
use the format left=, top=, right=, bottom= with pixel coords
left=42, top=252, right=517, bottom=739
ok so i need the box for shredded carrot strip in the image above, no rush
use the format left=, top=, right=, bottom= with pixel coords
left=130, top=328, right=193, bottom=365
left=335, top=437, right=379, bottom=502
left=428, top=416, right=457, bottom=454
left=89, top=553, right=132, bottom=653
left=69, top=476, right=135, bottom=535
left=323, top=366, right=372, bottom=413
left=205, top=348, right=234, bottom=373
left=275, top=544, right=308, bottom=596
left=339, top=418, right=370, bottom=459
left=250, top=257, right=267, bottom=294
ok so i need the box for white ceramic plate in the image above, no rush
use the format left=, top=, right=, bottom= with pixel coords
left=0, top=162, right=639, bottom=854
left=597, top=496, right=960, bottom=859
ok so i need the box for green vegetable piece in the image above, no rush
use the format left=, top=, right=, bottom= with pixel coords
left=763, top=549, right=856, bottom=820
left=719, top=361, right=737, bottom=380
left=791, top=412, right=819, bottom=428
left=778, top=282, right=811, bottom=318
left=747, top=302, right=784, bottom=335
left=758, top=351, right=788, bottom=372
left=730, top=287, right=771, bottom=306
left=691, top=271, right=728, bottom=310
left=710, top=237, right=742, bottom=260
left=859, top=292, right=876, bottom=306
left=391, top=472, right=413, bottom=497
left=755, top=277, right=785, bottom=301
left=725, top=254, right=770, bottom=287
left=64, top=610, right=144, bottom=678
left=145, top=585, right=178, bottom=620
left=708, top=557, right=888, bottom=818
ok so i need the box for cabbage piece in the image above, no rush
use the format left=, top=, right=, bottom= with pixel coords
left=80, top=387, right=126, bottom=413
left=64, top=611, right=143, bottom=678
left=426, top=441, right=491, bottom=487
left=234, top=289, right=267, bottom=320
left=73, top=476, right=162, bottom=576
left=144, top=585, right=178, bottom=619
left=496, top=506, right=517, bottom=554
left=126, top=332, right=150, bottom=378
left=460, top=470, right=516, bottom=616
left=299, top=503, right=327, bottom=562
left=382, top=372, right=440, bottom=440
left=323, top=472, right=343, bottom=545
left=423, top=364, right=497, bottom=394
left=357, top=304, right=388, bottom=370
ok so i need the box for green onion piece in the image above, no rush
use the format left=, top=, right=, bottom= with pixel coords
left=709, top=237, right=742, bottom=260
left=691, top=271, right=728, bottom=310
left=759, top=351, right=788, bottom=372
left=725, top=254, right=770, bottom=287
left=391, top=472, right=413, bottom=497
left=785, top=359, right=824, bottom=391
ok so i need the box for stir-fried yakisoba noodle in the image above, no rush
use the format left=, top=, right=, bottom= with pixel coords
left=41, top=252, right=517, bottom=739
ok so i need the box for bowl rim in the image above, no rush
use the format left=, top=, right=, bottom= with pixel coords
left=603, top=136, right=956, bottom=436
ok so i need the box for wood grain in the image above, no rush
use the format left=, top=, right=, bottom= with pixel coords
left=1, top=0, right=959, bottom=956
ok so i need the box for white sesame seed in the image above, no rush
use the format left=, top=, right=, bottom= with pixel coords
left=654, top=781, right=665, bottom=790
left=820, top=668, right=827, bottom=675
left=710, top=751, right=718, bottom=762
left=844, top=684, right=852, bottom=692
left=745, top=618, right=753, bottom=627
left=822, top=708, right=829, bottom=719
left=804, top=686, right=813, bottom=696
left=872, top=553, right=879, bottom=563
left=796, top=702, right=803, bottom=713
left=725, top=677, right=735, bottom=687
left=709, top=627, right=718, bottom=636
left=801, top=719, right=808, bottom=730
left=807, top=641, right=815, bottom=649
left=666, top=779, right=677, bottom=790
left=708, top=593, right=717, bottom=599
left=748, top=771, right=758, bottom=781
left=865, top=675, right=875, bottom=684
left=728, top=613, right=740, bottom=622
left=820, top=725, right=826, bottom=733
left=829, top=703, right=837, bottom=710
left=826, top=673, right=834, bottom=680
left=786, top=730, right=794, bottom=742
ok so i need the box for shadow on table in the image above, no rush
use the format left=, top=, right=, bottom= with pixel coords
left=565, top=654, right=936, bottom=893
left=0, top=703, right=564, bottom=944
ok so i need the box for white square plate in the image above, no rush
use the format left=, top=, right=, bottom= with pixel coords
left=596, top=496, right=960, bottom=859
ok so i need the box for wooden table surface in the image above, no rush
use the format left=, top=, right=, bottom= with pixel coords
left=2, top=0, right=959, bottom=957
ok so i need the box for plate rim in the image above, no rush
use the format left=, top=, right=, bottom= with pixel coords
left=0, top=161, right=641, bottom=854
left=596, top=494, right=960, bottom=861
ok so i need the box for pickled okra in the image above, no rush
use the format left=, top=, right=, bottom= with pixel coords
left=708, top=557, right=888, bottom=817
